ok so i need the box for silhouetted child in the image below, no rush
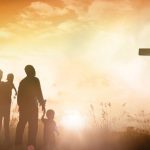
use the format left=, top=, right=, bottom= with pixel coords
left=41, top=109, right=59, bottom=150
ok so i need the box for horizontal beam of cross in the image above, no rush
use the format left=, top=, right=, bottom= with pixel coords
left=139, top=48, right=150, bottom=56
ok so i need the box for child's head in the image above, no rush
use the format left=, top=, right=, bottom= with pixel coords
left=46, top=109, right=55, bottom=120
left=7, top=73, right=14, bottom=82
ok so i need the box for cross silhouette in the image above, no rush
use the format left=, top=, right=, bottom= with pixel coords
left=139, top=48, right=150, bottom=56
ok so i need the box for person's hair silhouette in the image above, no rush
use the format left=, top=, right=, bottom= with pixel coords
left=7, top=73, right=14, bottom=81
left=42, top=109, right=59, bottom=150
left=25, top=65, right=36, bottom=77
left=46, top=109, right=55, bottom=120
left=15, top=65, right=45, bottom=148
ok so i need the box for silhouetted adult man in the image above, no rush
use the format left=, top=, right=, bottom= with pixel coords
left=15, top=65, right=45, bottom=147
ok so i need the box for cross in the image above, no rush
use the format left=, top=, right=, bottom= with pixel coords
left=139, top=48, right=150, bottom=56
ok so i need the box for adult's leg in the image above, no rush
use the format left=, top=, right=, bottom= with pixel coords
left=0, top=113, right=3, bottom=141
left=0, top=108, right=4, bottom=141
left=4, top=107, right=10, bottom=143
left=28, top=108, right=38, bottom=148
left=0, top=114, right=2, bottom=133
left=15, top=109, right=27, bottom=145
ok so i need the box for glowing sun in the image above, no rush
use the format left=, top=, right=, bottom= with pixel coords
left=61, top=111, right=86, bottom=130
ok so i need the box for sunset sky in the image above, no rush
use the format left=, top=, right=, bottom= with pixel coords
left=1, top=0, right=150, bottom=117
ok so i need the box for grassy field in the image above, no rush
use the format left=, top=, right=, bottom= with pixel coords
left=1, top=125, right=150, bottom=150
left=1, top=103, right=150, bottom=150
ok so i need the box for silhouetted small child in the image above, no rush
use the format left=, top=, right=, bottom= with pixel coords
left=41, top=109, right=59, bottom=150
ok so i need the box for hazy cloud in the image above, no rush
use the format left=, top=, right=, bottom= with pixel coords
left=29, top=2, right=68, bottom=17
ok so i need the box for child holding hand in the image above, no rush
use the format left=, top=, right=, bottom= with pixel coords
left=41, top=109, right=59, bottom=150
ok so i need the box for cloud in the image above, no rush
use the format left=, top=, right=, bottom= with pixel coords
left=2, top=0, right=146, bottom=48
left=6, top=1, right=78, bottom=35
left=16, top=1, right=69, bottom=28
left=62, top=0, right=92, bottom=15
left=29, top=1, right=68, bottom=17
left=4, top=0, right=137, bottom=36
left=87, top=0, right=134, bottom=21
left=1, top=1, right=92, bottom=46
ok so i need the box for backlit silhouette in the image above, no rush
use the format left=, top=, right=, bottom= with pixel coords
left=15, top=65, right=46, bottom=147
left=41, top=109, right=59, bottom=150
left=0, top=71, right=17, bottom=144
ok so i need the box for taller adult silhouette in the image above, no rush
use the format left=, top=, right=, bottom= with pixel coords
left=15, top=65, right=45, bottom=147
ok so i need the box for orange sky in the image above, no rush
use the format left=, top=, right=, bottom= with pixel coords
left=0, top=0, right=149, bottom=25
left=1, top=0, right=150, bottom=118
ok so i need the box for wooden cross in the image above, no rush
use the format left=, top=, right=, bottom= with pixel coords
left=139, top=48, right=150, bottom=56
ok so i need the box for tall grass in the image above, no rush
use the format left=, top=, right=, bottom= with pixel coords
left=1, top=103, right=150, bottom=150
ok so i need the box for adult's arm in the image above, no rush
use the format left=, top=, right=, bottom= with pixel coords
left=36, top=78, right=45, bottom=106
left=17, top=81, right=23, bottom=106
left=13, top=83, right=18, bottom=96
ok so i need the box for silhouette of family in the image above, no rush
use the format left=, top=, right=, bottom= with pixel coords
left=0, top=65, right=58, bottom=150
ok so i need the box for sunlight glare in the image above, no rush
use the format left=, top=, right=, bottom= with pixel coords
left=61, top=111, right=86, bottom=130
